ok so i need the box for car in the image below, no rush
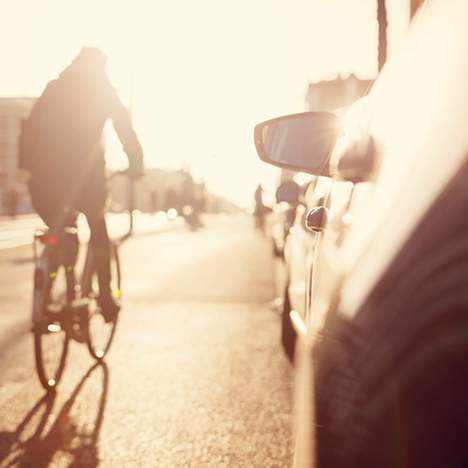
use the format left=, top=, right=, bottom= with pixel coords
left=254, top=1, right=468, bottom=466
left=266, top=178, right=303, bottom=258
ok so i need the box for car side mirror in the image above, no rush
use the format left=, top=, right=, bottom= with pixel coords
left=254, top=112, right=340, bottom=177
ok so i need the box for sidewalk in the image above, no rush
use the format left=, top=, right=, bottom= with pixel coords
left=0, top=212, right=184, bottom=250
left=0, top=213, right=38, bottom=223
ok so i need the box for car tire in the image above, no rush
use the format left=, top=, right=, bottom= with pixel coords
left=281, top=286, right=296, bottom=362
left=326, top=318, right=468, bottom=468
left=341, top=322, right=468, bottom=468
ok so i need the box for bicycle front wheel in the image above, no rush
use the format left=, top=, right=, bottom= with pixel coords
left=86, top=243, right=121, bottom=360
left=33, top=264, right=70, bottom=392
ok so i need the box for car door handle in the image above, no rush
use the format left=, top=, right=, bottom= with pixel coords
left=304, top=206, right=329, bottom=233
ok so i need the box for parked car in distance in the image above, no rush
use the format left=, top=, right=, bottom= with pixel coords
left=267, top=179, right=303, bottom=258
left=254, top=1, right=468, bottom=466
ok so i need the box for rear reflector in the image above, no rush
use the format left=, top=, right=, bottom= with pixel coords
left=38, top=234, right=60, bottom=246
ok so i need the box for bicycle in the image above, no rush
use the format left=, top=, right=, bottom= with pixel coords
left=31, top=172, right=134, bottom=392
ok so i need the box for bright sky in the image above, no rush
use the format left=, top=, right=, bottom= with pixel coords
left=1, top=0, right=409, bottom=207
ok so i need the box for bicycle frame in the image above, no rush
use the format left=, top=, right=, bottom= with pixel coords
left=32, top=174, right=135, bottom=322
left=32, top=228, right=78, bottom=324
left=31, top=173, right=137, bottom=391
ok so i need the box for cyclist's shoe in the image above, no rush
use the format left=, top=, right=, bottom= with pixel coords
left=98, top=295, right=121, bottom=323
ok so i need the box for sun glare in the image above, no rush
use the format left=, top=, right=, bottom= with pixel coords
left=1, top=0, right=409, bottom=206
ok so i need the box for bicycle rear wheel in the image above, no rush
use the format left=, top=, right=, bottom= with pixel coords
left=33, top=264, right=70, bottom=391
left=86, top=243, right=121, bottom=360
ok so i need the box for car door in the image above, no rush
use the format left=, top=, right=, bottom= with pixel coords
left=301, top=178, right=354, bottom=333
left=286, top=176, right=332, bottom=329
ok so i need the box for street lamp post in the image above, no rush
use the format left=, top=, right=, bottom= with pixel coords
left=377, top=0, right=388, bottom=72
left=410, top=0, right=425, bottom=19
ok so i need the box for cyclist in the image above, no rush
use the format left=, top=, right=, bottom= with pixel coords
left=18, top=47, right=144, bottom=321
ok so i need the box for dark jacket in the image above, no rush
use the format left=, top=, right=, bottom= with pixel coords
left=19, top=63, right=143, bottom=209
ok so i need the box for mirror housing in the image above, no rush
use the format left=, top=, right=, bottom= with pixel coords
left=254, top=112, right=340, bottom=177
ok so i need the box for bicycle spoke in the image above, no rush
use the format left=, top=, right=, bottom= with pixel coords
left=86, top=244, right=120, bottom=360
left=34, top=265, right=69, bottom=391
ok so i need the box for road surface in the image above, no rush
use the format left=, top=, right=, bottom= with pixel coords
left=0, top=215, right=293, bottom=467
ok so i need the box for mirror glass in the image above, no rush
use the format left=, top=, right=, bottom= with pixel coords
left=254, top=112, right=340, bottom=176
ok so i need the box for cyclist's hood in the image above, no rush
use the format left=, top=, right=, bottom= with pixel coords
left=59, top=47, right=107, bottom=82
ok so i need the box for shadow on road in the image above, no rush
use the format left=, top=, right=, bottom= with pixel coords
left=0, top=362, right=109, bottom=467
left=0, top=323, right=30, bottom=365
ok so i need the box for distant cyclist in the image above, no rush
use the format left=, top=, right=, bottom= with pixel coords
left=19, top=47, right=144, bottom=321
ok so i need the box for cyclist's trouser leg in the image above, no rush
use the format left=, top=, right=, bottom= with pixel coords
left=29, top=182, right=79, bottom=264
left=29, top=183, right=79, bottom=300
left=29, top=181, right=77, bottom=230
left=84, top=210, right=112, bottom=298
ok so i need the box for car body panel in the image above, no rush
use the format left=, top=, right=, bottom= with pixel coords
left=292, top=1, right=468, bottom=467
left=286, top=203, right=313, bottom=322
left=336, top=0, right=468, bottom=319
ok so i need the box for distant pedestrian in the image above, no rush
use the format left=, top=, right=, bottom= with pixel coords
left=253, top=184, right=268, bottom=232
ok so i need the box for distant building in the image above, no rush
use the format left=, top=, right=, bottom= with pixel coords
left=108, top=167, right=193, bottom=213
left=108, top=167, right=237, bottom=214
left=0, top=99, right=231, bottom=218
left=0, top=97, right=36, bottom=215
left=305, top=74, right=373, bottom=112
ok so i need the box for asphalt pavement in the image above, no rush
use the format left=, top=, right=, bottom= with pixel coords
left=0, top=214, right=293, bottom=467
